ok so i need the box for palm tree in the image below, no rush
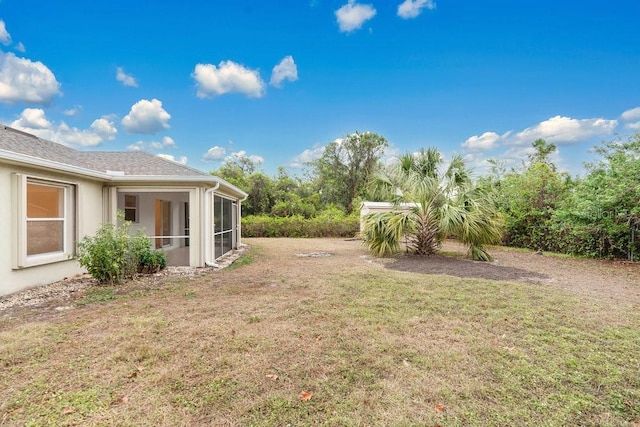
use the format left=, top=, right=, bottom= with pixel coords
left=361, top=148, right=503, bottom=261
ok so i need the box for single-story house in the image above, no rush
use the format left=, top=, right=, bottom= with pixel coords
left=0, top=125, right=248, bottom=296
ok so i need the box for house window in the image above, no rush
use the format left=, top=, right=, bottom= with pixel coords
left=124, top=194, right=138, bottom=222
left=27, top=182, right=65, bottom=255
left=14, top=175, right=76, bottom=268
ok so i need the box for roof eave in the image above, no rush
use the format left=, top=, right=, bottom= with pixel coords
left=0, top=149, right=111, bottom=180
left=0, top=149, right=248, bottom=199
left=112, top=175, right=247, bottom=198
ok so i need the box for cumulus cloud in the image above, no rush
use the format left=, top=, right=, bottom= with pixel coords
left=511, top=115, right=617, bottom=145
left=621, top=106, right=640, bottom=129
left=270, top=55, right=298, bottom=88
left=11, top=107, right=52, bottom=129
left=10, top=108, right=117, bottom=147
left=192, top=60, right=265, bottom=98
left=397, top=0, right=435, bottom=19
left=116, top=66, right=138, bottom=87
left=121, top=98, right=171, bottom=134
left=289, top=145, right=326, bottom=168
left=0, top=51, right=61, bottom=104
left=127, top=136, right=175, bottom=152
left=462, top=131, right=504, bottom=151
left=335, top=0, right=376, bottom=33
left=0, top=20, right=12, bottom=45
left=127, top=141, right=145, bottom=151
left=621, top=106, right=640, bottom=121
left=202, top=146, right=227, bottom=161
left=89, top=117, right=118, bottom=141
left=157, top=153, right=188, bottom=165
left=149, top=136, right=175, bottom=150
left=63, top=106, right=82, bottom=116
left=15, top=42, right=26, bottom=53
left=462, top=115, right=619, bottom=156
left=226, top=150, right=264, bottom=165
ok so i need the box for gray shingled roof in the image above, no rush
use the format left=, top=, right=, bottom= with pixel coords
left=0, top=125, right=208, bottom=177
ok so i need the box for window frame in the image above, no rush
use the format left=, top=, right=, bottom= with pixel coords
left=123, top=194, right=139, bottom=223
left=13, top=174, right=76, bottom=269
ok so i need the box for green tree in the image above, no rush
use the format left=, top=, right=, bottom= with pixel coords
left=553, top=133, right=640, bottom=259
left=496, top=139, right=571, bottom=251
left=211, top=156, right=276, bottom=216
left=310, top=131, right=388, bottom=214
left=361, top=148, right=503, bottom=261
left=529, top=138, right=558, bottom=168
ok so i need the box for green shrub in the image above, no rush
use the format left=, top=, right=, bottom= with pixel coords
left=77, top=216, right=167, bottom=284
left=139, top=249, right=168, bottom=273
left=242, top=214, right=359, bottom=238
left=77, top=221, right=132, bottom=284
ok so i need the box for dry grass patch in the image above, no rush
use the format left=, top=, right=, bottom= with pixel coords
left=1, top=238, right=639, bottom=426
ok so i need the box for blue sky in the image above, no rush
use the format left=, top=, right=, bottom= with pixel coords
left=1, top=0, right=639, bottom=176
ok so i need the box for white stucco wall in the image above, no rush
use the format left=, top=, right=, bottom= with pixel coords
left=0, top=163, right=104, bottom=296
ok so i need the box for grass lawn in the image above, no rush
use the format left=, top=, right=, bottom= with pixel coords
left=1, top=238, right=639, bottom=426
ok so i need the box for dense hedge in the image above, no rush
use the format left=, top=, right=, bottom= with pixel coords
left=242, top=214, right=359, bottom=238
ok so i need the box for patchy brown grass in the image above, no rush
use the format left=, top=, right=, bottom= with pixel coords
left=1, top=238, right=639, bottom=426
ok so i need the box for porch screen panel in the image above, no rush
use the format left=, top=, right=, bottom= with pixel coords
left=213, top=195, right=235, bottom=259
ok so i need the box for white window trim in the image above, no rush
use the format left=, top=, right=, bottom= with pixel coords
left=13, top=174, right=76, bottom=269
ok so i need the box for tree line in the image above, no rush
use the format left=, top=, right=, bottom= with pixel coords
left=212, top=131, right=640, bottom=261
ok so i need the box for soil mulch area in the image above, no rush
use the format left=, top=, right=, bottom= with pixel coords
left=387, top=253, right=549, bottom=283
left=385, top=240, right=640, bottom=307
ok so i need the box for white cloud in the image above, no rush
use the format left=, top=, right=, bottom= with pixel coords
left=226, top=150, right=264, bottom=165
left=11, top=107, right=51, bottom=129
left=0, top=51, right=61, bottom=104
left=192, top=61, right=265, bottom=98
left=127, top=136, right=176, bottom=151
left=397, top=0, right=435, bottom=19
left=270, top=55, right=298, bottom=88
left=11, top=108, right=117, bottom=147
left=462, top=131, right=503, bottom=151
left=157, top=153, right=188, bottom=165
left=116, top=66, right=138, bottom=87
left=335, top=0, right=376, bottom=33
left=149, top=136, right=175, bottom=150
left=15, top=42, right=25, bottom=53
left=460, top=114, right=619, bottom=171
left=161, top=136, right=175, bottom=147
left=121, top=98, right=171, bottom=134
left=621, top=106, right=640, bottom=121
left=289, top=145, right=326, bottom=168
left=511, top=115, right=617, bottom=145
left=462, top=116, right=618, bottom=152
left=621, top=107, right=640, bottom=129
left=63, top=105, right=82, bottom=116
left=90, top=118, right=118, bottom=141
left=0, top=20, right=11, bottom=45
left=127, top=141, right=145, bottom=151
left=202, top=146, right=227, bottom=161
